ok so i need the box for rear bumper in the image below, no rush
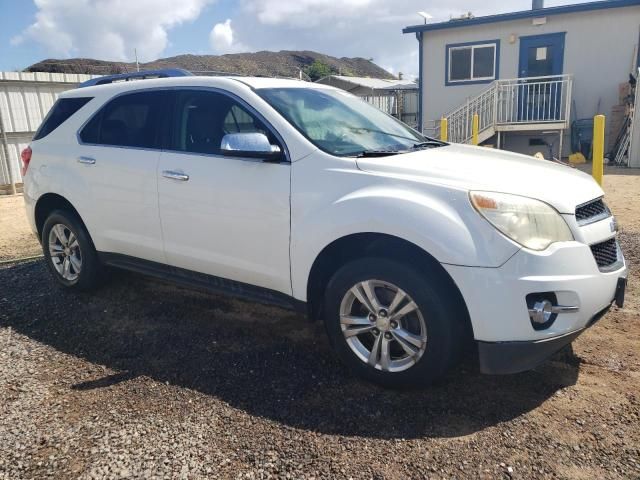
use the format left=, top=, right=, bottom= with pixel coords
left=23, top=188, right=38, bottom=237
left=478, top=303, right=611, bottom=374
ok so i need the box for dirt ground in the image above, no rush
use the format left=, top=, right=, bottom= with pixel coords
left=0, top=195, right=41, bottom=261
left=1, top=168, right=639, bottom=479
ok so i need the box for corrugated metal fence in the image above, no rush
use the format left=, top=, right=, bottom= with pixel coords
left=0, top=71, right=99, bottom=189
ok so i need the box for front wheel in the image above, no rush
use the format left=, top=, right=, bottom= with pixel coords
left=323, top=258, right=462, bottom=388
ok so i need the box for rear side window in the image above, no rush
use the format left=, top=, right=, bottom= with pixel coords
left=80, top=91, right=167, bottom=148
left=33, top=97, right=92, bottom=140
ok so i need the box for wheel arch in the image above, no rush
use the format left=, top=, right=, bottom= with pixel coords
left=305, top=232, right=473, bottom=338
left=34, top=193, right=93, bottom=247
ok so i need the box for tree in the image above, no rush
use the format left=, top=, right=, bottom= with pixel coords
left=305, top=60, right=332, bottom=81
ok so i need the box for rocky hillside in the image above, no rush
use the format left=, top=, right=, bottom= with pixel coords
left=27, top=51, right=395, bottom=80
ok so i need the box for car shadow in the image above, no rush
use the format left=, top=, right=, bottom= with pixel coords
left=0, top=260, right=580, bottom=440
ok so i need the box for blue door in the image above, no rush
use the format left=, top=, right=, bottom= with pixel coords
left=518, top=33, right=565, bottom=121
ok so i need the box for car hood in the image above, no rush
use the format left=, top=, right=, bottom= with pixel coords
left=355, top=143, right=603, bottom=214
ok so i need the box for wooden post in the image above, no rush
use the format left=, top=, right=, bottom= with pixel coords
left=472, top=113, right=479, bottom=146
left=592, top=115, right=605, bottom=186
left=440, top=117, right=448, bottom=142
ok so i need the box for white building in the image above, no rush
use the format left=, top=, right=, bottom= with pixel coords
left=403, top=0, right=640, bottom=164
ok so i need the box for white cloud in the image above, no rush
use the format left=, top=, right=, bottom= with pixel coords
left=243, top=0, right=374, bottom=26
left=12, top=0, right=214, bottom=62
left=233, top=0, right=591, bottom=77
left=209, top=19, right=247, bottom=53
left=11, top=0, right=592, bottom=77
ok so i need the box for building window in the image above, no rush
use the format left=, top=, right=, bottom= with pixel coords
left=446, top=40, right=499, bottom=85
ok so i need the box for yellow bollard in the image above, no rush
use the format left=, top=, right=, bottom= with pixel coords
left=592, top=115, right=605, bottom=186
left=440, top=117, right=448, bottom=142
left=472, top=113, right=479, bottom=146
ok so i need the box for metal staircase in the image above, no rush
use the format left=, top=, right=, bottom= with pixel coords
left=435, top=75, right=573, bottom=145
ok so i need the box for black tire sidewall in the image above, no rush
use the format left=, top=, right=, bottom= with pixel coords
left=324, top=257, right=459, bottom=388
left=42, top=210, right=100, bottom=290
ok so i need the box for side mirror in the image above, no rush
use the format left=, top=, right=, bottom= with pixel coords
left=220, top=133, right=283, bottom=161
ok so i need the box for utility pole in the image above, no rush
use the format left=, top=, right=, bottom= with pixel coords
left=134, top=48, right=140, bottom=72
left=0, top=110, right=16, bottom=195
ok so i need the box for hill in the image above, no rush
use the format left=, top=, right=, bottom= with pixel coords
left=27, top=50, right=395, bottom=80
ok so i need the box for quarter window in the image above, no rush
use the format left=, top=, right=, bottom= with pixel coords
left=80, top=91, right=167, bottom=148
left=447, top=42, right=498, bottom=84
left=172, top=90, right=277, bottom=155
left=34, top=97, right=92, bottom=140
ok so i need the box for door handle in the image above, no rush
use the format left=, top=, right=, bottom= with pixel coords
left=162, top=170, right=189, bottom=181
left=77, top=156, right=96, bottom=165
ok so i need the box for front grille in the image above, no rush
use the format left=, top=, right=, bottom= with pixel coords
left=576, top=198, right=609, bottom=224
left=590, top=238, right=618, bottom=269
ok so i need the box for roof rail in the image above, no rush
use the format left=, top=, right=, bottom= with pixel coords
left=78, top=68, right=192, bottom=88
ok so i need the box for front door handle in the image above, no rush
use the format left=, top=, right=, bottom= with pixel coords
left=77, top=156, right=96, bottom=165
left=162, top=170, right=189, bottom=181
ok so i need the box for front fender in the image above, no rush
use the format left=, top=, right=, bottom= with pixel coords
left=290, top=178, right=519, bottom=300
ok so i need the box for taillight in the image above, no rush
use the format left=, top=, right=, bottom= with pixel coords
left=21, top=146, right=32, bottom=176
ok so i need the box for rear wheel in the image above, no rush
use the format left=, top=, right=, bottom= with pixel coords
left=42, top=210, right=103, bottom=290
left=324, top=257, right=462, bottom=388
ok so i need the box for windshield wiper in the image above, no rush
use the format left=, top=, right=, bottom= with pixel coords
left=411, top=140, right=447, bottom=149
left=355, top=139, right=446, bottom=157
left=346, top=126, right=421, bottom=142
left=356, top=149, right=404, bottom=158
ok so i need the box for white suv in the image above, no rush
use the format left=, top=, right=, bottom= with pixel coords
left=22, top=70, right=627, bottom=387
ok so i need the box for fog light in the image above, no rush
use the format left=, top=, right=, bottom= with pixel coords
left=526, top=293, right=579, bottom=331
left=529, top=299, right=554, bottom=325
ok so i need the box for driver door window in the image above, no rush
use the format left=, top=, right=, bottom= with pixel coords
left=172, top=91, right=276, bottom=155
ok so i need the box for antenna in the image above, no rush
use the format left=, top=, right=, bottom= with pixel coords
left=417, top=11, right=432, bottom=24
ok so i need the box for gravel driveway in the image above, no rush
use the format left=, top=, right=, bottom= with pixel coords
left=1, top=170, right=639, bottom=479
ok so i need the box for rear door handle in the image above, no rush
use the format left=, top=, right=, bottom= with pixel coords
left=77, top=156, right=96, bottom=165
left=162, top=170, right=189, bottom=181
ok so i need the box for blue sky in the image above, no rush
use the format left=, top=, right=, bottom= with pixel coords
left=1, top=0, right=592, bottom=77
left=0, top=0, right=238, bottom=70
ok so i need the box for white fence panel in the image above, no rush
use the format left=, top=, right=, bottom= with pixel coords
left=0, top=72, right=91, bottom=186
left=0, top=134, right=31, bottom=185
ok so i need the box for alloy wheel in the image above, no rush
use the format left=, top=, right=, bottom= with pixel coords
left=48, top=223, right=82, bottom=282
left=339, top=279, right=427, bottom=372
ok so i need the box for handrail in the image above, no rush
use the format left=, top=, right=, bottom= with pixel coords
left=436, top=74, right=573, bottom=144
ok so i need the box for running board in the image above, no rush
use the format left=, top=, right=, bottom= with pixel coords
left=98, top=252, right=307, bottom=314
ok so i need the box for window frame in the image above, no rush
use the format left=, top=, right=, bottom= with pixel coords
left=34, top=97, right=93, bottom=140
left=165, top=87, right=289, bottom=162
left=77, top=86, right=290, bottom=162
left=445, top=40, right=500, bottom=86
left=77, top=89, right=171, bottom=151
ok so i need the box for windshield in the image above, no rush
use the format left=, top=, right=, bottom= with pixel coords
left=257, top=87, right=428, bottom=156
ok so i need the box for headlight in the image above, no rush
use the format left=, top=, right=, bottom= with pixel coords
left=470, top=191, right=573, bottom=251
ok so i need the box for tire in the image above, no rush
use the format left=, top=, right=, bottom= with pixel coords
left=42, top=209, right=103, bottom=290
left=323, top=257, right=463, bottom=388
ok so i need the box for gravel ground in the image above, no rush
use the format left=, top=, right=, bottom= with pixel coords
left=1, top=170, right=639, bottom=479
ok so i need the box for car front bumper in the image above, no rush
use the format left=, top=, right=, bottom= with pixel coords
left=477, top=300, right=617, bottom=374
left=443, top=239, right=627, bottom=374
